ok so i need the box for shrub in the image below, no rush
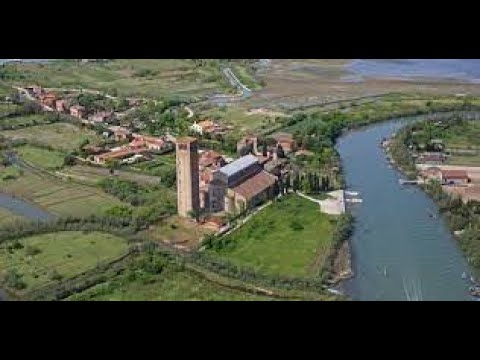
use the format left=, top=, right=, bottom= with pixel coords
left=3, top=270, right=27, bottom=290
left=289, top=221, right=304, bottom=231
left=25, top=245, right=42, bottom=256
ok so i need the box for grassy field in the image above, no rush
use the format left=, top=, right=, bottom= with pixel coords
left=442, top=120, right=480, bottom=149
left=0, top=171, right=123, bottom=217
left=0, top=208, right=25, bottom=226
left=197, top=106, right=282, bottom=133
left=0, top=231, right=129, bottom=291
left=447, top=154, right=480, bottom=166
left=1, top=60, right=233, bottom=99
left=2, top=123, right=102, bottom=151
left=0, top=165, right=23, bottom=181
left=16, top=145, right=65, bottom=170
left=68, top=267, right=271, bottom=301
left=0, top=114, right=50, bottom=128
left=127, top=153, right=176, bottom=177
left=0, top=103, right=20, bottom=117
left=58, top=165, right=162, bottom=186
left=208, top=195, right=335, bottom=277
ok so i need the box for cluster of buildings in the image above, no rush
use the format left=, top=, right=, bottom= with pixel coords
left=93, top=133, right=174, bottom=165
left=176, top=131, right=303, bottom=220
left=189, top=119, right=230, bottom=136
left=421, top=167, right=471, bottom=186
left=176, top=137, right=279, bottom=219
left=24, top=85, right=139, bottom=126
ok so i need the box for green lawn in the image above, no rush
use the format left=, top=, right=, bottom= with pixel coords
left=17, top=145, right=65, bottom=170
left=0, top=231, right=129, bottom=291
left=208, top=195, right=335, bottom=277
left=2, top=122, right=102, bottom=151
left=0, top=171, right=124, bottom=218
left=0, top=114, right=49, bottom=128
left=68, top=268, right=271, bottom=301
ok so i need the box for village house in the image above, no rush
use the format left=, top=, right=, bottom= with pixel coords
left=271, top=132, right=297, bottom=154
left=109, top=126, right=132, bottom=142
left=130, top=135, right=173, bottom=152
left=39, top=92, right=57, bottom=107
left=237, top=135, right=259, bottom=155
left=441, top=170, right=470, bottom=185
left=55, top=99, right=67, bottom=113
left=26, top=85, right=44, bottom=97
left=93, top=147, right=145, bottom=165
left=90, top=111, right=114, bottom=123
left=190, top=120, right=225, bottom=135
left=70, top=105, right=86, bottom=119
left=417, top=153, right=446, bottom=165
left=199, top=150, right=227, bottom=187
left=82, top=145, right=106, bottom=156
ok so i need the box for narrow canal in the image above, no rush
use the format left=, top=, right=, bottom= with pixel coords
left=337, top=115, right=475, bottom=301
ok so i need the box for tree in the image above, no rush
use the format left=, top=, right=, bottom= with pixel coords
left=63, top=154, right=76, bottom=166
left=276, top=144, right=285, bottom=158
left=262, top=142, right=268, bottom=156
left=106, top=159, right=120, bottom=175
left=187, top=208, right=200, bottom=222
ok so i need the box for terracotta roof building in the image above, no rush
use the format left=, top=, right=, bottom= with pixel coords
left=93, top=147, right=145, bottom=164
left=70, top=105, right=86, bottom=119
left=442, top=170, right=470, bottom=185
left=226, top=171, right=277, bottom=214
left=271, top=132, right=297, bottom=153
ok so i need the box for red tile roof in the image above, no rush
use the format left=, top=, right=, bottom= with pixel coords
left=231, top=170, right=277, bottom=201
left=441, top=170, right=469, bottom=180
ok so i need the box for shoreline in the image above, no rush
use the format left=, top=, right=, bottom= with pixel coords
left=384, top=116, right=480, bottom=279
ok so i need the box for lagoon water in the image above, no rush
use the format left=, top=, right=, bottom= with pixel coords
left=347, top=59, right=480, bottom=83
left=337, top=117, right=474, bottom=301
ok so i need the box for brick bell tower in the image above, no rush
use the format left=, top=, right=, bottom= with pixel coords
left=176, top=137, right=200, bottom=218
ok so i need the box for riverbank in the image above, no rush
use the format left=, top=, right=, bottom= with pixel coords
left=337, top=115, right=473, bottom=300
left=385, top=113, right=480, bottom=286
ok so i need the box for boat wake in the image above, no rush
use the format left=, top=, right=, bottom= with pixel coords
left=402, top=276, right=423, bottom=301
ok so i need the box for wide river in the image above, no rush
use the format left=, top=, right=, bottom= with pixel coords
left=337, top=115, right=475, bottom=301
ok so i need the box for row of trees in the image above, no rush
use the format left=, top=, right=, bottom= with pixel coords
left=279, top=172, right=332, bottom=195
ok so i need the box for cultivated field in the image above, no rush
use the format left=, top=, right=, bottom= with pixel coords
left=17, top=145, right=65, bottom=170
left=2, top=123, right=102, bottom=151
left=58, top=165, right=162, bottom=186
left=67, top=267, right=271, bottom=301
left=208, top=195, right=335, bottom=277
left=1, top=60, right=233, bottom=99
left=0, top=231, right=129, bottom=291
left=0, top=114, right=50, bottom=128
left=0, top=171, right=123, bottom=217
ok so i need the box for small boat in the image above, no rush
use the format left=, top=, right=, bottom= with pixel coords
left=383, top=267, right=388, bottom=277
left=462, top=272, right=467, bottom=280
